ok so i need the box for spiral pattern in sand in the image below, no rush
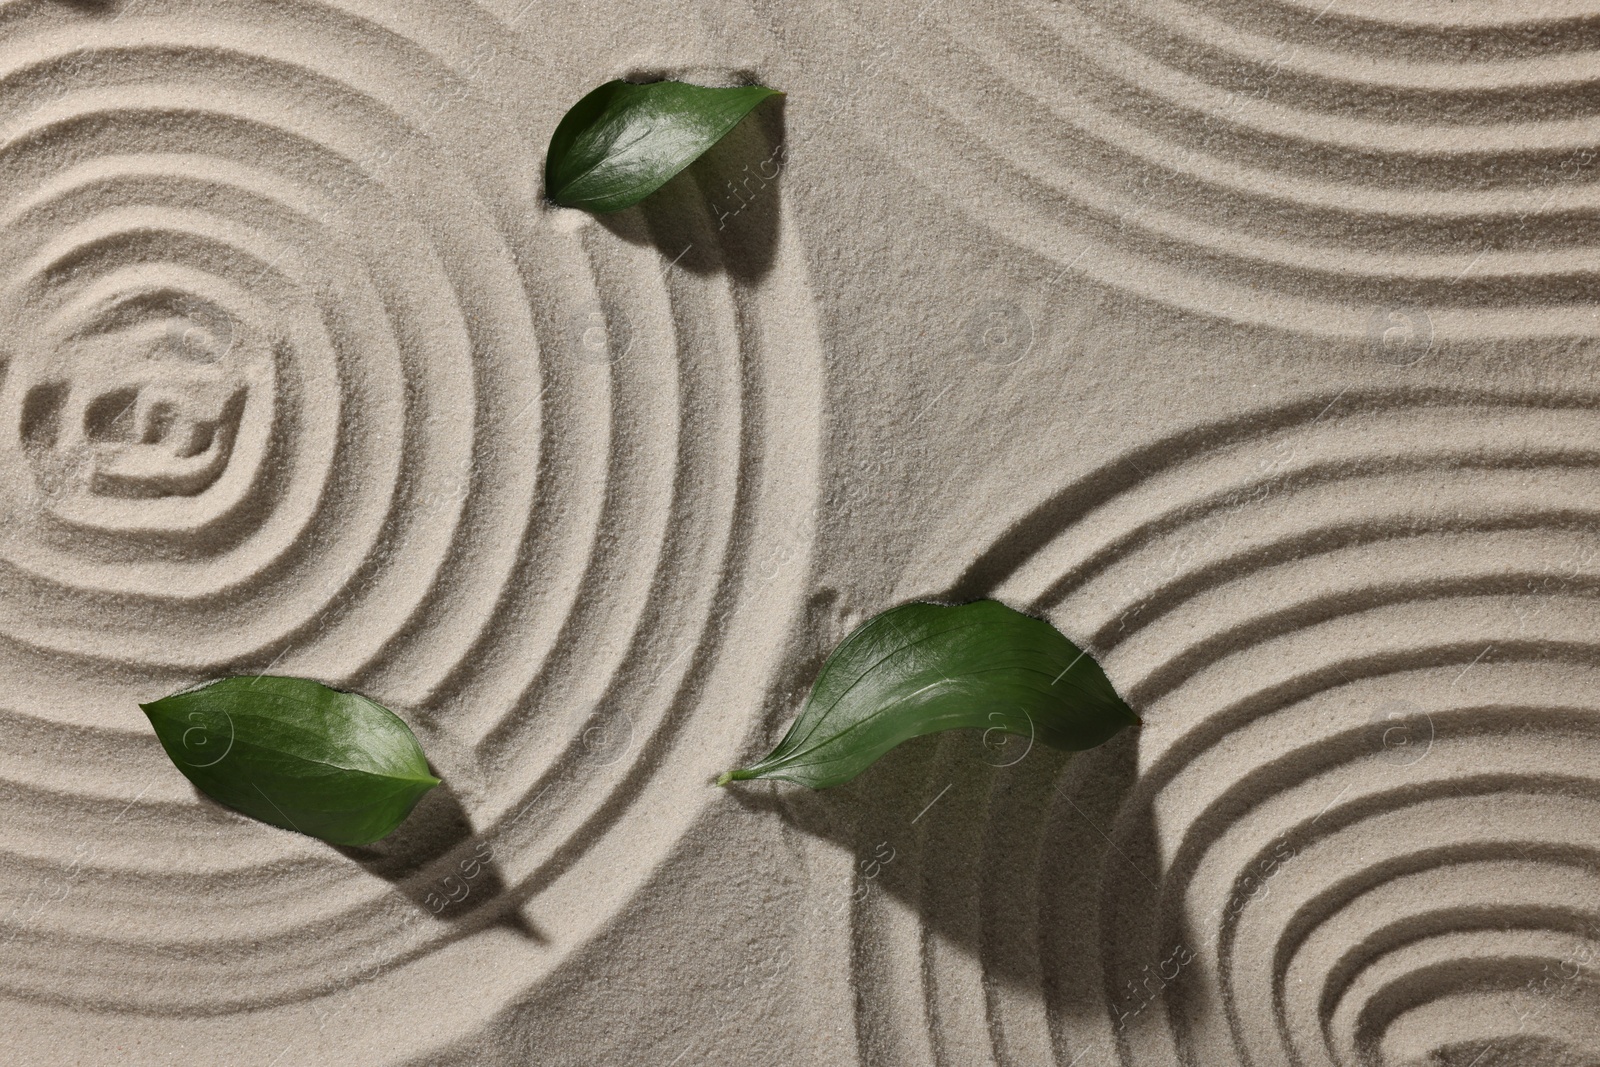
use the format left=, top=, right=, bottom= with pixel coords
left=825, top=391, right=1600, bottom=1066
left=763, top=0, right=1600, bottom=340
left=0, top=0, right=820, bottom=1048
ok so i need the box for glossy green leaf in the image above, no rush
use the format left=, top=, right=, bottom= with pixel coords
left=140, top=676, right=440, bottom=846
left=545, top=79, right=781, bottom=213
left=719, top=600, right=1139, bottom=789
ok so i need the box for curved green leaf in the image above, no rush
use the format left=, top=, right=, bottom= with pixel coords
left=719, top=600, right=1139, bottom=789
left=140, top=676, right=440, bottom=846
left=545, top=79, right=781, bottom=213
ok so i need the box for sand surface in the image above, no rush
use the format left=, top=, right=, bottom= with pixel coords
left=5, top=1, right=1600, bottom=1064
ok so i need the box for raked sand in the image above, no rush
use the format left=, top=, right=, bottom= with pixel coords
left=6, top=1, right=1600, bottom=1064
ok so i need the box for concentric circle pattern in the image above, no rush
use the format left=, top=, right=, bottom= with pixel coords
left=14, top=0, right=1598, bottom=1061
left=761, top=0, right=1600, bottom=338
left=0, top=0, right=820, bottom=1038
left=821, top=392, right=1600, bottom=1066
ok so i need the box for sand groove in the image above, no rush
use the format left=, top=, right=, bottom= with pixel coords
left=8, top=0, right=1595, bottom=1062
left=760, top=0, right=1600, bottom=337
left=0, top=0, right=821, bottom=1043
left=816, top=392, right=1600, bottom=1066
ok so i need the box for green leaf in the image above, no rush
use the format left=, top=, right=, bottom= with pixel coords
left=545, top=79, right=782, bottom=213
left=719, top=600, right=1139, bottom=790
left=139, top=676, right=440, bottom=846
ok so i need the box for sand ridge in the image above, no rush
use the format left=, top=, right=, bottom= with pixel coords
left=5, top=0, right=1600, bottom=1064
left=0, top=0, right=822, bottom=1059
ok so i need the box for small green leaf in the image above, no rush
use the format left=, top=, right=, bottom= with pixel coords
left=139, top=676, right=440, bottom=846
left=545, top=79, right=782, bottom=213
left=720, top=600, right=1139, bottom=790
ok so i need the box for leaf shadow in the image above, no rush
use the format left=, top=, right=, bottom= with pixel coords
left=336, top=774, right=546, bottom=943
left=593, top=93, right=785, bottom=285
left=724, top=722, right=1155, bottom=1017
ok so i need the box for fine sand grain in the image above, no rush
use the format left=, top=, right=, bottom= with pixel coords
left=5, top=1, right=1600, bottom=1065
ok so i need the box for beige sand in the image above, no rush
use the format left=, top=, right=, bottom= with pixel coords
left=4, top=0, right=1599, bottom=1064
